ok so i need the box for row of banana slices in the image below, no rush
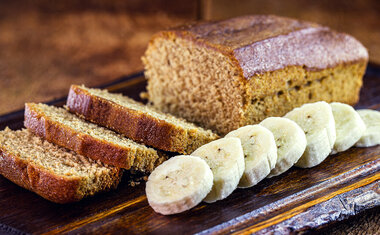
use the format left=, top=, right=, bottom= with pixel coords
left=145, top=101, right=380, bottom=215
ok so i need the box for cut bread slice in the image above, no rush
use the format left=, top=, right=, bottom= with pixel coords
left=66, top=85, right=219, bottom=154
left=25, top=103, right=167, bottom=172
left=0, top=128, right=122, bottom=203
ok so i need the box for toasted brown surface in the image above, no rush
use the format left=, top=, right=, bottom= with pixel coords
left=157, top=15, right=368, bottom=77
left=143, top=15, right=369, bottom=135
left=66, top=85, right=218, bottom=154
left=201, top=0, right=380, bottom=66
left=0, top=128, right=122, bottom=203
left=24, top=103, right=166, bottom=172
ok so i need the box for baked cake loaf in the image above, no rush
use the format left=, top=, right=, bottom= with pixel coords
left=0, top=128, right=122, bottom=203
left=25, top=103, right=166, bottom=172
left=143, top=15, right=369, bottom=135
left=66, top=85, right=218, bottom=154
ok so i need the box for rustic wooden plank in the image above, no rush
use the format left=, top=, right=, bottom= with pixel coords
left=0, top=67, right=379, bottom=234
left=51, top=149, right=379, bottom=235
left=254, top=181, right=379, bottom=234
left=217, top=169, right=379, bottom=234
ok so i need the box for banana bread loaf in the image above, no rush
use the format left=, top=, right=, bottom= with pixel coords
left=0, top=128, right=122, bottom=203
left=66, top=85, right=218, bottom=154
left=143, top=15, right=368, bottom=135
left=25, top=103, right=166, bottom=172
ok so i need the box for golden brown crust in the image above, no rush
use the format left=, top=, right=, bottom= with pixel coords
left=24, top=103, right=164, bottom=171
left=153, top=15, right=369, bottom=78
left=67, top=85, right=217, bottom=154
left=144, top=15, right=369, bottom=135
left=0, top=147, right=83, bottom=203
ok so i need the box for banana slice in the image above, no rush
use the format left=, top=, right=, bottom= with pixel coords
left=146, top=155, right=213, bottom=215
left=225, top=125, right=277, bottom=188
left=191, top=137, right=244, bottom=203
left=284, top=101, right=336, bottom=168
left=355, top=109, right=380, bottom=147
left=330, top=102, right=366, bottom=154
left=260, top=117, right=306, bottom=177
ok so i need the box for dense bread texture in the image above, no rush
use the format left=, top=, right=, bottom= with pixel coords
left=66, top=85, right=218, bottom=154
left=25, top=103, right=166, bottom=172
left=143, top=15, right=369, bottom=135
left=0, top=128, right=122, bottom=203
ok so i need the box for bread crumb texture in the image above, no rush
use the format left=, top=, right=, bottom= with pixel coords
left=26, top=103, right=166, bottom=172
left=67, top=85, right=218, bottom=153
left=0, top=128, right=122, bottom=203
left=143, top=16, right=368, bottom=135
left=144, top=36, right=246, bottom=135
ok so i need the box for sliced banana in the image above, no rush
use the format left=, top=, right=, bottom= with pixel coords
left=146, top=155, right=213, bottom=215
left=191, top=137, right=244, bottom=203
left=225, top=125, right=277, bottom=188
left=284, top=101, right=336, bottom=168
left=355, top=109, right=380, bottom=147
left=330, top=102, right=366, bottom=154
left=260, top=117, right=306, bottom=177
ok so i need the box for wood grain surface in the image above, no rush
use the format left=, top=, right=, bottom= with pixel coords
left=0, top=67, right=379, bottom=234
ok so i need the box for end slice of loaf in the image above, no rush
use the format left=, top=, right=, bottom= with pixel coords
left=66, top=85, right=219, bottom=154
left=142, top=15, right=368, bottom=135
left=0, top=128, right=122, bottom=203
left=25, top=103, right=167, bottom=172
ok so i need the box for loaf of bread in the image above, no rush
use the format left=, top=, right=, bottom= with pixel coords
left=25, top=103, right=166, bottom=172
left=0, top=128, right=122, bottom=203
left=143, top=15, right=369, bottom=135
left=66, top=85, right=219, bottom=154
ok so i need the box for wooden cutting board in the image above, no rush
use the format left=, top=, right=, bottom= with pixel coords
left=0, top=67, right=379, bottom=235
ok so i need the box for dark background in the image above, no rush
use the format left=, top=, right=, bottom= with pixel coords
left=1, top=0, right=379, bottom=115
left=0, top=1, right=379, bottom=233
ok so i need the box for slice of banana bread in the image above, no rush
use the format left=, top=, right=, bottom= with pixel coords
left=143, top=15, right=369, bottom=135
left=25, top=103, right=167, bottom=172
left=0, top=128, right=122, bottom=203
left=66, top=85, right=219, bottom=154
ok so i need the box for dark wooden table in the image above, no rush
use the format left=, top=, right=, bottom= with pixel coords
left=0, top=67, right=379, bottom=234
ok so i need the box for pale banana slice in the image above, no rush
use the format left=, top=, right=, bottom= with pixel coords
left=146, top=155, right=213, bottom=215
left=191, top=137, right=244, bottom=203
left=330, top=102, right=366, bottom=154
left=225, top=125, right=277, bottom=188
left=284, top=101, right=336, bottom=168
left=355, top=109, right=380, bottom=147
left=260, top=117, right=306, bottom=177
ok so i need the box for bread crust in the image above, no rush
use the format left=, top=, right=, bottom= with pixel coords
left=0, top=145, right=122, bottom=203
left=67, top=85, right=217, bottom=154
left=0, top=147, right=84, bottom=203
left=24, top=103, right=164, bottom=171
left=152, top=15, right=369, bottom=79
left=143, top=15, right=369, bottom=135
